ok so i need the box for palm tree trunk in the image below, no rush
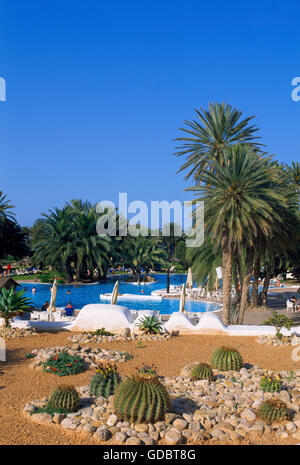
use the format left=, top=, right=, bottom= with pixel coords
left=260, top=265, right=271, bottom=306
left=65, top=259, right=73, bottom=283
left=222, top=235, right=233, bottom=325
left=238, top=248, right=254, bottom=324
left=251, top=255, right=260, bottom=307
left=167, top=268, right=170, bottom=293
left=76, top=263, right=81, bottom=282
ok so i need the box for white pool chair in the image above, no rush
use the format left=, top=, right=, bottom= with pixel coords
left=39, top=312, right=50, bottom=321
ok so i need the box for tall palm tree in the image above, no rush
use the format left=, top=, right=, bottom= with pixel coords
left=0, top=191, right=15, bottom=221
left=160, top=223, right=185, bottom=292
left=122, top=235, right=168, bottom=284
left=175, top=102, right=262, bottom=182
left=187, top=241, right=222, bottom=291
left=188, top=145, right=287, bottom=324
left=68, top=199, right=112, bottom=280
left=286, top=161, right=300, bottom=199
left=31, top=207, right=75, bottom=282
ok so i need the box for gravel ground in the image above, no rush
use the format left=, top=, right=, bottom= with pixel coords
left=1, top=330, right=300, bottom=445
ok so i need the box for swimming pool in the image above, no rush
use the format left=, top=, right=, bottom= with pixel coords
left=20, top=274, right=220, bottom=315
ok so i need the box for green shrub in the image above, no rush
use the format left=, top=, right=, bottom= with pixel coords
left=48, top=385, right=80, bottom=412
left=43, top=351, right=85, bottom=376
left=90, top=364, right=120, bottom=398
left=25, top=352, right=36, bottom=359
left=211, top=346, right=243, bottom=371
left=258, top=399, right=289, bottom=424
left=260, top=375, right=282, bottom=392
left=138, top=315, right=163, bottom=334
left=114, top=372, right=170, bottom=423
left=263, top=311, right=293, bottom=339
left=84, top=328, right=114, bottom=337
left=191, top=363, right=214, bottom=381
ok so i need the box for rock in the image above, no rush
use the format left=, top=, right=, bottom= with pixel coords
left=126, top=437, right=143, bottom=445
left=53, top=413, right=64, bottom=424
left=248, top=423, right=264, bottom=438
left=293, top=431, right=300, bottom=440
left=118, top=328, right=130, bottom=338
left=286, top=422, right=297, bottom=433
left=23, top=403, right=36, bottom=413
left=61, top=418, right=80, bottom=430
left=30, top=413, right=53, bottom=425
left=216, top=422, right=234, bottom=433
left=94, top=427, right=111, bottom=441
left=143, top=437, right=156, bottom=445
left=173, top=418, right=188, bottom=430
left=106, top=414, right=118, bottom=427
left=164, top=413, right=178, bottom=424
left=81, top=423, right=97, bottom=435
left=109, top=426, right=120, bottom=435
left=211, top=429, right=229, bottom=440
left=241, top=409, right=256, bottom=423
left=165, top=430, right=183, bottom=445
left=71, top=343, right=81, bottom=350
left=134, top=424, right=148, bottom=433
left=115, top=431, right=127, bottom=443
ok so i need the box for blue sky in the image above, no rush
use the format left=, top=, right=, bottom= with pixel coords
left=1, top=0, right=300, bottom=226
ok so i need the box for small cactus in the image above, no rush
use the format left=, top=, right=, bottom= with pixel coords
left=48, top=385, right=80, bottom=412
left=258, top=399, right=289, bottom=424
left=211, top=346, right=243, bottom=371
left=191, top=363, right=213, bottom=381
left=114, top=372, right=170, bottom=423
left=90, top=363, right=120, bottom=398
left=260, top=375, right=282, bottom=393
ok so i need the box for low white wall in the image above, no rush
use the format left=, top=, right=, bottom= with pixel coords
left=70, top=304, right=133, bottom=331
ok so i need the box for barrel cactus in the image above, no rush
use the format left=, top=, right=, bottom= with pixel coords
left=191, top=363, right=213, bottom=381
left=260, top=375, right=282, bottom=393
left=48, top=385, right=80, bottom=412
left=90, top=363, right=120, bottom=398
left=258, top=399, right=289, bottom=424
left=114, top=373, right=170, bottom=423
left=211, top=346, right=243, bottom=371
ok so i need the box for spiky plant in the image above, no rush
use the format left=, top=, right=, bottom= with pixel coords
left=211, top=346, right=243, bottom=371
left=0, top=287, right=33, bottom=327
left=48, top=385, right=80, bottom=412
left=114, top=372, right=170, bottom=423
left=137, top=364, right=157, bottom=376
left=138, top=315, right=163, bottom=334
left=191, top=363, right=214, bottom=381
left=90, top=363, right=120, bottom=398
left=258, top=399, right=289, bottom=424
left=260, top=375, right=282, bottom=393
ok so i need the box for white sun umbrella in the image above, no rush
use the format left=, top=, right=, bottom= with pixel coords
left=49, top=278, right=57, bottom=321
left=179, top=283, right=186, bottom=312
left=111, top=280, right=119, bottom=305
left=186, top=267, right=193, bottom=289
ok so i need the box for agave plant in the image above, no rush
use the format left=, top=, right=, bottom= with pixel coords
left=138, top=315, right=163, bottom=334
left=0, top=287, right=33, bottom=327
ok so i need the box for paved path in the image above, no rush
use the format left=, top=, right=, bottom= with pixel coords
left=243, top=287, right=300, bottom=326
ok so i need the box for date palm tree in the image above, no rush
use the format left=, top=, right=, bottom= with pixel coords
left=175, top=102, right=262, bottom=182
left=188, top=145, right=287, bottom=324
left=68, top=199, right=112, bottom=280
left=122, top=235, right=168, bottom=284
left=286, top=161, right=300, bottom=199
left=0, top=191, right=15, bottom=221
left=31, top=207, right=75, bottom=282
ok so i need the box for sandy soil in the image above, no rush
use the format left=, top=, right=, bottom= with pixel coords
left=1, top=330, right=300, bottom=445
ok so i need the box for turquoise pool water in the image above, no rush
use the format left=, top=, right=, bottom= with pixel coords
left=20, top=274, right=220, bottom=315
